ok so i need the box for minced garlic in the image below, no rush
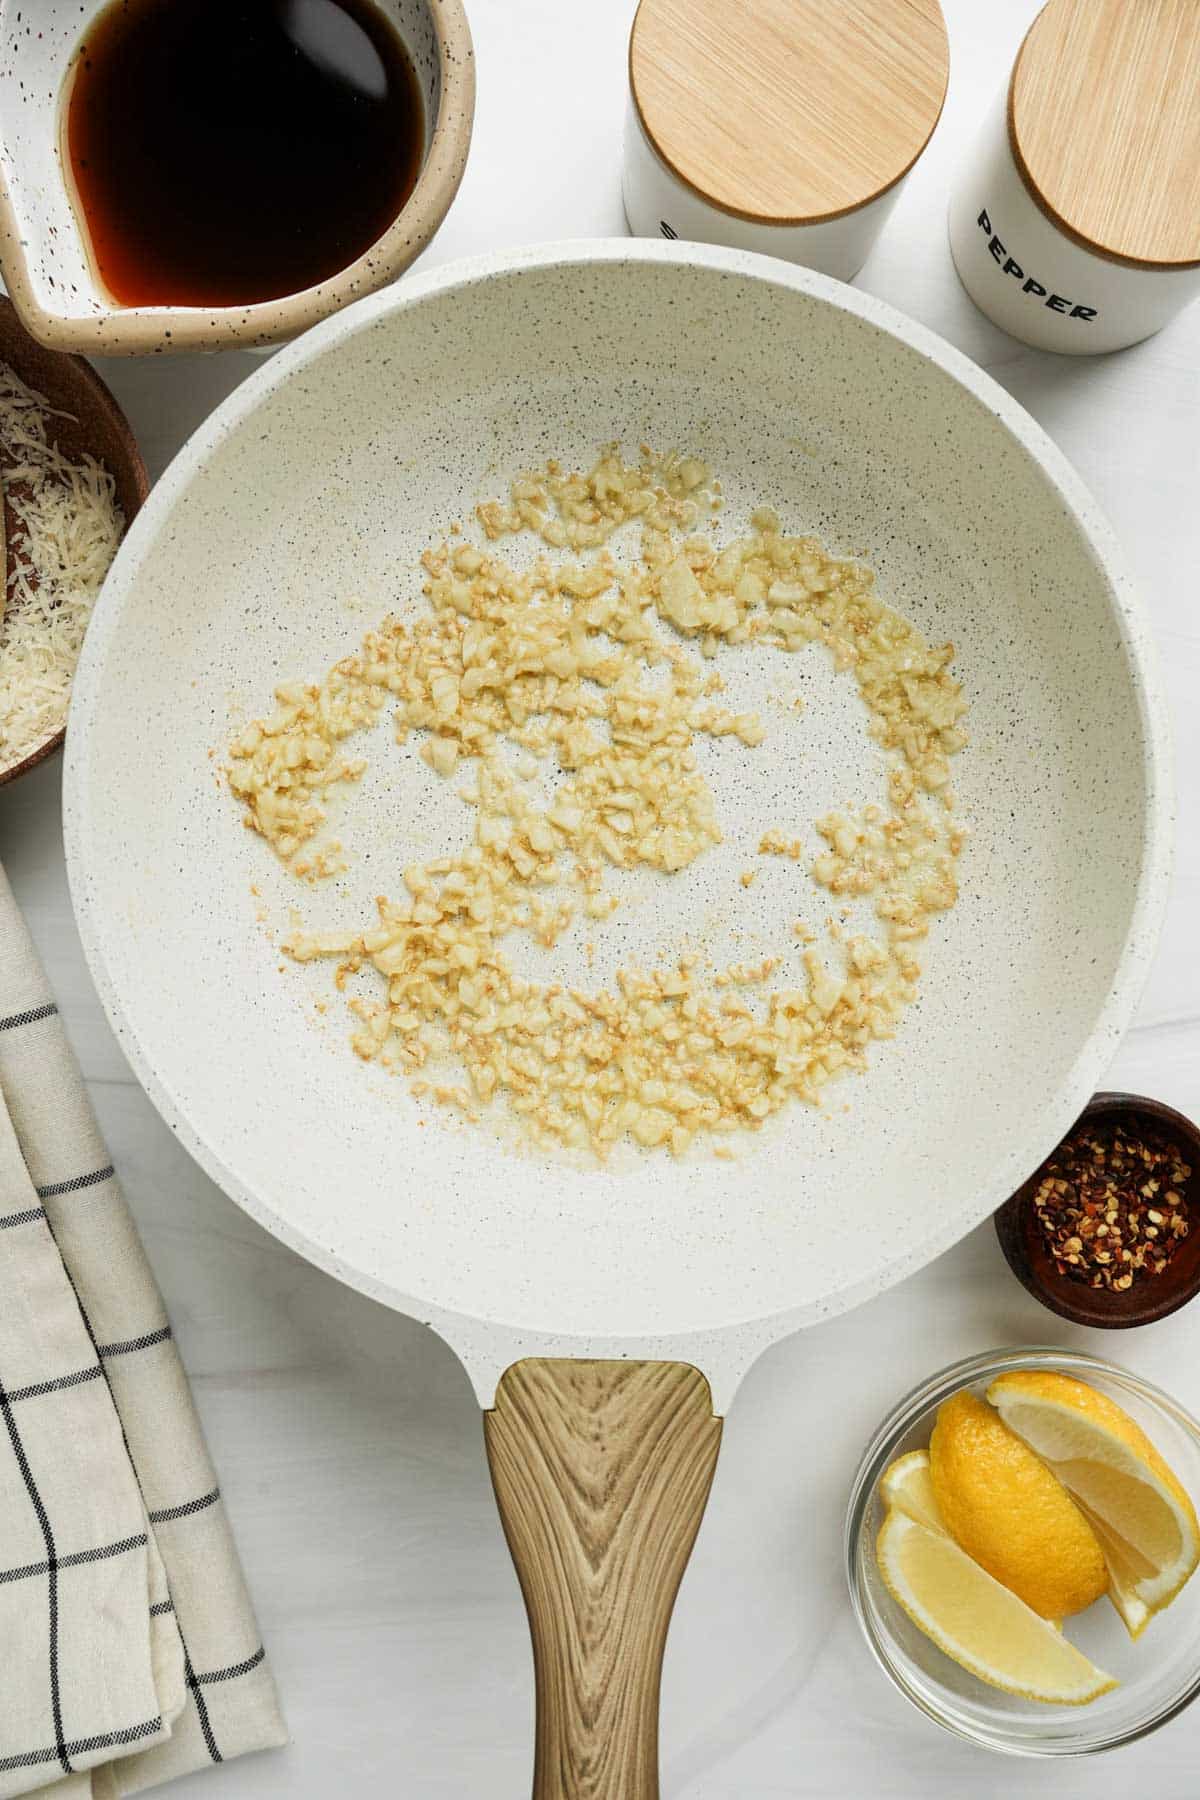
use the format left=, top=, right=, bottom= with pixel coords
left=227, top=445, right=968, bottom=1159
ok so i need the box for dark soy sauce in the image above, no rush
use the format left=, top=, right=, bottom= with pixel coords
left=66, top=0, right=425, bottom=308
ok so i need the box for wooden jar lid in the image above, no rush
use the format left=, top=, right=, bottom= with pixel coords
left=1010, top=0, right=1200, bottom=269
left=629, top=0, right=950, bottom=226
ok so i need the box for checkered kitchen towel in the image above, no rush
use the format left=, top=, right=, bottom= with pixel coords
left=0, top=864, right=286, bottom=1798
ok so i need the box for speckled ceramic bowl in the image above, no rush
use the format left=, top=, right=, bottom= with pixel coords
left=0, top=0, right=474, bottom=355
left=63, top=241, right=1172, bottom=1406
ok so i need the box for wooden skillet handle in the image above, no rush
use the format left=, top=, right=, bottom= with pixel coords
left=484, top=1360, right=722, bottom=1800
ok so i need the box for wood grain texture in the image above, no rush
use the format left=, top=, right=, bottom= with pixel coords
left=485, top=1360, right=722, bottom=1800
left=629, top=0, right=949, bottom=224
left=1010, top=0, right=1200, bottom=268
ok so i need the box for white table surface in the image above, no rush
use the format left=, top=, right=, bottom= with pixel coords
left=3, top=0, right=1200, bottom=1793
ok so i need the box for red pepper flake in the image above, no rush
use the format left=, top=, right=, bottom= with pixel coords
left=1033, top=1120, right=1191, bottom=1291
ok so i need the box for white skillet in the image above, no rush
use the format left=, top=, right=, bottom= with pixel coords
left=64, top=243, right=1171, bottom=1797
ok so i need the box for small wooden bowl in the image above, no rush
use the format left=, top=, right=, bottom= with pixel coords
left=995, top=1092, right=1200, bottom=1328
left=0, top=292, right=148, bottom=786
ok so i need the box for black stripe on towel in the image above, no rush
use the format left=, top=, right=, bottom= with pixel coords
left=36, top=1165, right=114, bottom=1200
left=0, top=1384, right=69, bottom=1773
left=0, top=1002, right=57, bottom=1033
left=185, top=1649, right=222, bottom=1764
left=5, top=1366, right=103, bottom=1403
left=0, top=1531, right=148, bottom=1587
left=0, top=1717, right=162, bottom=1774
left=192, top=1647, right=266, bottom=1687
left=98, top=1324, right=173, bottom=1359
left=0, top=1205, right=46, bottom=1230
left=148, top=1487, right=220, bottom=1525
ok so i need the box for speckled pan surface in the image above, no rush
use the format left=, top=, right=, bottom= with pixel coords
left=0, top=0, right=473, bottom=354
left=64, top=243, right=1171, bottom=1408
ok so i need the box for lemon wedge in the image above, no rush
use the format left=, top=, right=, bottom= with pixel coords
left=876, top=1510, right=1117, bottom=1704
left=988, top=1370, right=1200, bottom=1637
left=880, top=1449, right=946, bottom=1534
left=880, top=1448, right=1064, bottom=1628
left=1077, top=1507, right=1155, bottom=1638
left=929, top=1391, right=1108, bottom=1619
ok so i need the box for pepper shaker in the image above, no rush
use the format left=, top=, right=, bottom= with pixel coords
left=949, top=0, right=1200, bottom=354
left=623, top=0, right=949, bottom=283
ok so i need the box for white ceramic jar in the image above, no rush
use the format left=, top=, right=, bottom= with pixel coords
left=623, top=0, right=949, bottom=284
left=949, top=0, right=1200, bottom=355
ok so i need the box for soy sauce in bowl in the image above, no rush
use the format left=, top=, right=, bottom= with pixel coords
left=64, top=0, right=425, bottom=309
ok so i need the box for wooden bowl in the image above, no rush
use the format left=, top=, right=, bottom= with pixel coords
left=995, top=1092, right=1200, bottom=1328
left=0, top=291, right=148, bottom=786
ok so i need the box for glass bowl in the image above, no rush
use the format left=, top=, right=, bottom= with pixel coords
left=845, top=1347, right=1200, bottom=1755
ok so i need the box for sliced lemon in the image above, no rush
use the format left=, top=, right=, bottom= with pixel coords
left=880, top=1454, right=1067, bottom=1630
left=929, top=1390, right=1108, bottom=1619
left=1078, top=1506, right=1154, bottom=1638
left=876, top=1510, right=1117, bottom=1705
left=988, top=1370, right=1200, bottom=1635
left=881, top=1449, right=946, bottom=1534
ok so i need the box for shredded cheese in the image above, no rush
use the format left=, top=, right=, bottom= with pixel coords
left=0, top=363, right=124, bottom=775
